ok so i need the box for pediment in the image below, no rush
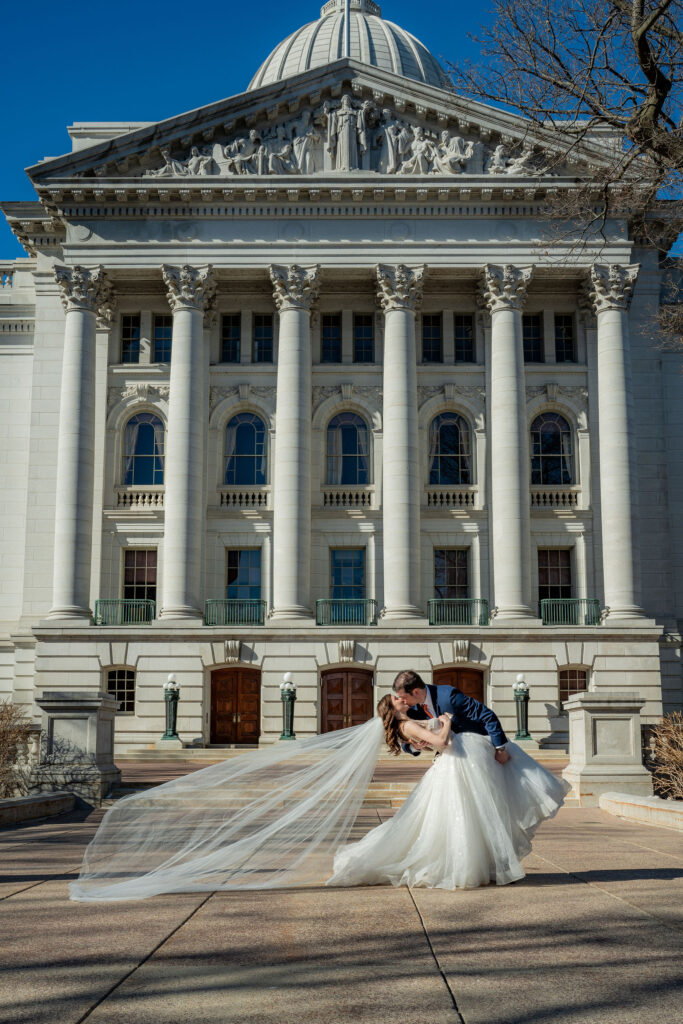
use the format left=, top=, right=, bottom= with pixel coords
left=28, top=59, right=617, bottom=188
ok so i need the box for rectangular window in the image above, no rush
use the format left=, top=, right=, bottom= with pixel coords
left=253, top=314, right=273, bottom=363
left=221, top=313, right=241, bottom=363
left=321, top=313, right=342, bottom=363
left=226, top=549, right=261, bottom=601
left=434, top=549, right=469, bottom=599
left=554, top=314, right=576, bottom=363
left=538, top=549, right=572, bottom=602
left=121, top=314, right=141, bottom=364
left=523, top=314, right=544, bottom=363
left=123, top=549, right=157, bottom=603
left=330, top=548, right=365, bottom=600
left=353, top=313, right=374, bottom=363
left=454, top=314, right=475, bottom=362
left=559, top=668, right=587, bottom=706
left=107, top=669, right=136, bottom=714
left=152, top=314, right=173, bottom=363
left=422, top=313, right=443, bottom=363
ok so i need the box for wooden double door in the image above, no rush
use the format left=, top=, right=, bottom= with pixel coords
left=433, top=668, right=485, bottom=703
left=321, top=669, right=374, bottom=733
left=210, top=668, right=261, bottom=744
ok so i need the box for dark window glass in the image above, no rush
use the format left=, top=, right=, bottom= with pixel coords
left=428, top=413, right=471, bottom=485
left=538, top=549, right=572, bottom=601
left=226, top=549, right=261, bottom=601
left=221, top=313, right=241, bottom=363
left=123, top=549, right=157, bottom=603
left=326, top=413, right=369, bottom=485
left=454, top=314, right=475, bottom=362
left=107, top=668, right=136, bottom=714
left=330, top=549, right=365, bottom=600
left=555, top=314, right=576, bottom=363
left=253, top=314, right=273, bottom=363
left=523, top=313, right=544, bottom=363
left=122, top=413, right=164, bottom=485
left=559, top=668, right=588, bottom=706
left=531, top=413, right=573, bottom=485
left=152, top=314, right=173, bottom=362
left=434, top=549, right=469, bottom=599
left=422, top=313, right=443, bottom=363
left=121, top=314, right=141, bottom=364
left=321, top=313, right=342, bottom=363
left=225, top=413, right=267, bottom=485
left=353, top=313, right=374, bottom=363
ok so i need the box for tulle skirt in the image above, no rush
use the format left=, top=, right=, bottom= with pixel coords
left=327, top=733, right=571, bottom=890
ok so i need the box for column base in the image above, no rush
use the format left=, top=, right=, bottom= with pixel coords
left=269, top=606, right=313, bottom=621
left=44, top=607, right=92, bottom=624
left=158, top=605, right=204, bottom=623
left=602, top=605, right=647, bottom=622
left=492, top=606, right=538, bottom=622
left=381, top=606, right=424, bottom=621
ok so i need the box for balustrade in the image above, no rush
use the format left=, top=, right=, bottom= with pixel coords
left=322, top=486, right=374, bottom=509
left=316, top=599, right=378, bottom=626
left=0, top=265, right=14, bottom=288
left=219, top=487, right=270, bottom=509
left=116, top=486, right=164, bottom=509
left=530, top=487, right=580, bottom=510
left=425, top=486, right=477, bottom=509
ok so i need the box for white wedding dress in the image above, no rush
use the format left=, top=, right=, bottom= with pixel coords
left=328, top=724, right=571, bottom=890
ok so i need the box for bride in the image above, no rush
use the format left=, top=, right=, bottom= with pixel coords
left=70, top=692, right=569, bottom=902
left=328, top=695, right=570, bottom=890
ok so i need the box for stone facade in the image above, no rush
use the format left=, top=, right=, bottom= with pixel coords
left=1, top=2, right=681, bottom=753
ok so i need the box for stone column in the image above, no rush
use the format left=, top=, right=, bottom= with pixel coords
left=159, top=265, right=215, bottom=620
left=48, top=266, right=114, bottom=620
left=584, top=264, right=644, bottom=619
left=270, top=264, right=320, bottom=619
left=377, top=264, right=426, bottom=619
left=480, top=265, right=535, bottom=620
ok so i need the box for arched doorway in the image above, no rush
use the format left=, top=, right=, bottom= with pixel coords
left=210, top=668, right=261, bottom=744
left=321, top=669, right=374, bottom=732
left=433, top=667, right=485, bottom=703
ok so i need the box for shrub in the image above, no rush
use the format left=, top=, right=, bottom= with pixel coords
left=649, top=712, right=683, bottom=800
left=0, top=701, right=33, bottom=799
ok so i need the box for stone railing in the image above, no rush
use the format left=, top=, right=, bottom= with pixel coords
left=322, top=486, right=375, bottom=509
left=530, top=486, right=580, bottom=510
left=0, top=264, right=15, bottom=289
left=219, top=486, right=271, bottom=509
left=425, top=486, right=477, bottom=509
left=116, top=486, right=165, bottom=509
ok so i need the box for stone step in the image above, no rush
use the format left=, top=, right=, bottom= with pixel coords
left=115, top=745, right=568, bottom=763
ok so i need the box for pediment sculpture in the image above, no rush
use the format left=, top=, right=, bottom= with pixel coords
left=82, top=94, right=561, bottom=180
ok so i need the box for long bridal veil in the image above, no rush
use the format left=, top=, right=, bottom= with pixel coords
left=70, top=717, right=384, bottom=902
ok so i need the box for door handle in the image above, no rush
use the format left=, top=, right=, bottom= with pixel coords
left=237, top=713, right=242, bottom=723
left=232, top=713, right=237, bottom=723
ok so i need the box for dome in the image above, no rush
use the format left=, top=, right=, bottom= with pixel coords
left=248, top=1, right=449, bottom=91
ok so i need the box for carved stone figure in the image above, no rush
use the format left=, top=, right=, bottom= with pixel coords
left=377, top=110, right=412, bottom=173
left=432, top=131, right=473, bottom=174
left=505, top=146, right=538, bottom=175
left=485, top=144, right=508, bottom=174
left=326, top=94, right=359, bottom=171
left=224, top=129, right=263, bottom=175
left=399, top=126, right=436, bottom=175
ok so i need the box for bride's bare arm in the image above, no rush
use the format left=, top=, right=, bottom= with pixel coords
left=400, top=716, right=451, bottom=750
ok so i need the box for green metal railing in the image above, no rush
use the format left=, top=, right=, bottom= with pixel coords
left=94, top=599, right=156, bottom=625
left=540, top=598, right=601, bottom=626
left=316, top=599, right=378, bottom=626
left=428, top=598, right=490, bottom=626
left=205, top=599, right=267, bottom=626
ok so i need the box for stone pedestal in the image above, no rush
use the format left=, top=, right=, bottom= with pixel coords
left=562, top=691, right=652, bottom=806
left=32, top=691, right=121, bottom=806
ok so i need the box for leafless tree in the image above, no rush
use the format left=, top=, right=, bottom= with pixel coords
left=448, top=0, right=683, bottom=339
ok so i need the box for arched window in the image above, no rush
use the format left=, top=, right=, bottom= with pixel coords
left=122, top=413, right=165, bottom=485
left=224, top=413, right=267, bottom=485
left=326, top=413, right=369, bottom=485
left=428, top=413, right=471, bottom=485
left=531, top=413, right=573, bottom=485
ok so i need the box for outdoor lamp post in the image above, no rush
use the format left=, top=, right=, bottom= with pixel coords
left=161, top=673, right=181, bottom=741
left=279, top=671, right=297, bottom=740
left=512, top=673, right=531, bottom=740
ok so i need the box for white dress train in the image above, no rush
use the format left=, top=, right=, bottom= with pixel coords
left=327, top=730, right=571, bottom=890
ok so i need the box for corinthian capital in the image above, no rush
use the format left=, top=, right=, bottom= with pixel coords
left=376, top=264, right=426, bottom=313
left=55, top=265, right=115, bottom=326
left=269, top=264, right=320, bottom=312
left=162, top=264, right=216, bottom=314
left=479, top=265, right=533, bottom=313
left=583, top=264, right=640, bottom=314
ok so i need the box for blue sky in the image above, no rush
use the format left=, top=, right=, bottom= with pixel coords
left=0, top=0, right=483, bottom=258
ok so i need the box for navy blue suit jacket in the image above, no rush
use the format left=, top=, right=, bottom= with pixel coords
left=402, top=683, right=507, bottom=755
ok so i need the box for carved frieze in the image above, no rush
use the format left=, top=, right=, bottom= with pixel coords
left=108, top=382, right=170, bottom=413
left=417, top=383, right=486, bottom=409
left=312, top=384, right=383, bottom=413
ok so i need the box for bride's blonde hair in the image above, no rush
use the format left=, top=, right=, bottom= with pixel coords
left=377, top=694, right=402, bottom=756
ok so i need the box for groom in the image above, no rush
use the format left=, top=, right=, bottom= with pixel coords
left=393, top=669, right=510, bottom=763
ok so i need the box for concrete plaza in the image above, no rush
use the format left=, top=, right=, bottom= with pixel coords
left=2, top=792, right=683, bottom=1024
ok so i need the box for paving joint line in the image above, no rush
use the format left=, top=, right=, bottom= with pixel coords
left=74, top=891, right=216, bottom=1024
left=530, top=850, right=683, bottom=937
left=0, top=861, right=83, bottom=902
left=406, top=886, right=466, bottom=1024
